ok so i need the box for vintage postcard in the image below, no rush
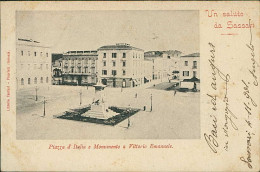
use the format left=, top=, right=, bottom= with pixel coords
left=1, top=1, right=259, bottom=171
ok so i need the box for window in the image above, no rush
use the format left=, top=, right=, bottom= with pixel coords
left=112, top=70, right=117, bottom=76
left=103, top=53, right=106, bottom=58
left=185, top=61, right=188, bottom=66
left=21, top=78, right=24, bottom=85
left=28, top=64, right=30, bottom=70
left=123, top=61, right=126, bottom=67
left=41, top=77, right=43, bottom=83
left=123, top=70, right=126, bottom=75
left=112, top=53, right=117, bottom=58
left=28, top=78, right=31, bottom=85
left=46, top=53, right=48, bottom=57
left=113, top=61, right=116, bottom=67
left=46, top=77, right=49, bottom=83
left=34, top=77, right=37, bottom=84
left=71, top=67, right=74, bottom=73
left=40, top=64, right=43, bottom=70
left=28, top=51, right=30, bottom=56
left=193, top=61, right=197, bottom=69
left=46, top=64, right=48, bottom=69
left=193, top=71, right=197, bottom=77
left=40, top=52, right=43, bottom=56
left=183, top=71, right=189, bottom=76
left=102, top=70, right=107, bottom=75
left=34, top=52, right=37, bottom=56
left=167, top=56, right=170, bottom=59
left=123, top=53, right=126, bottom=58
left=78, top=67, right=81, bottom=73
left=21, top=51, right=23, bottom=56
left=84, top=67, right=88, bottom=73
left=103, top=61, right=106, bottom=66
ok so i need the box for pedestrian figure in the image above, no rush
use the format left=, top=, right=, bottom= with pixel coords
left=193, top=82, right=197, bottom=92
left=127, top=117, right=130, bottom=129
left=174, top=90, right=177, bottom=96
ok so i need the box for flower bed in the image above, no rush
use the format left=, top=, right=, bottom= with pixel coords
left=56, top=106, right=140, bottom=126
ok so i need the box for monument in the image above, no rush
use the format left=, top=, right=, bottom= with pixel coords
left=82, top=82, right=119, bottom=119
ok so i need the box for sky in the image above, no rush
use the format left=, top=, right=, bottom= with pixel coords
left=16, top=11, right=199, bottom=55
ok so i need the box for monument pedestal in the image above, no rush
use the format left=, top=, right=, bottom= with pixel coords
left=82, top=103, right=119, bottom=119
left=82, top=83, right=118, bottom=119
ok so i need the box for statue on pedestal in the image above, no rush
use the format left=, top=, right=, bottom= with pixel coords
left=82, top=79, right=118, bottom=119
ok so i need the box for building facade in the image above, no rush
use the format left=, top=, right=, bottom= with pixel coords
left=51, top=54, right=63, bottom=85
left=179, top=53, right=200, bottom=80
left=97, top=43, right=144, bottom=87
left=16, top=38, right=51, bottom=90
left=144, top=50, right=182, bottom=82
left=61, top=51, right=98, bottom=86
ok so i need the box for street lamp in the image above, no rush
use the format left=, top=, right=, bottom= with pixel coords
left=150, top=93, right=153, bottom=112
left=35, top=86, right=39, bottom=101
left=43, top=97, right=47, bottom=117
left=79, top=89, right=82, bottom=106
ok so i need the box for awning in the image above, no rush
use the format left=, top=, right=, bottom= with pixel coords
left=183, top=77, right=200, bottom=82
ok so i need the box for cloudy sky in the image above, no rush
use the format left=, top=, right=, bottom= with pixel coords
left=17, top=10, right=199, bottom=55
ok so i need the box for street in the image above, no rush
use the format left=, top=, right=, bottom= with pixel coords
left=16, top=84, right=200, bottom=139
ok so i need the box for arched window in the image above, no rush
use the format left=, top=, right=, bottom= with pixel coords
left=28, top=78, right=31, bottom=85
left=41, top=77, right=43, bottom=83
left=21, top=78, right=24, bottom=85
left=46, top=77, right=49, bottom=83
left=34, top=77, right=37, bottom=84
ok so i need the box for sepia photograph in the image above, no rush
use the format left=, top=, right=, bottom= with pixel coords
left=16, top=10, right=200, bottom=139
left=2, top=1, right=259, bottom=171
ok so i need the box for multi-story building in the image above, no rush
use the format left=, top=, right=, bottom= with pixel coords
left=143, top=60, right=153, bottom=83
left=61, top=51, right=98, bottom=86
left=179, top=53, right=200, bottom=80
left=164, top=50, right=182, bottom=79
left=144, top=51, right=165, bottom=81
left=97, top=43, right=144, bottom=88
left=16, top=38, right=51, bottom=90
left=51, top=53, right=63, bottom=85
left=144, top=50, right=182, bottom=81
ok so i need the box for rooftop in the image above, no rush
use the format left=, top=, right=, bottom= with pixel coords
left=63, top=51, right=98, bottom=56
left=98, top=43, right=143, bottom=51
left=17, top=38, right=50, bottom=48
left=144, top=50, right=182, bottom=58
left=181, top=53, right=200, bottom=58
left=144, top=51, right=164, bottom=57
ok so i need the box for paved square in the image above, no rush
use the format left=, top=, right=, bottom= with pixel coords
left=16, top=84, right=200, bottom=139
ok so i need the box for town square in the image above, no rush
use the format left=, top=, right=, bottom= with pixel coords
left=16, top=10, right=200, bottom=139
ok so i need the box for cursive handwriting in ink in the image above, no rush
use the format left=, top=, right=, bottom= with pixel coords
left=246, top=19, right=258, bottom=87
left=240, top=19, right=258, bottom=169
left=205, top=42, right=219, bottom=153
left=240, top=131, right=254, bottom=169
